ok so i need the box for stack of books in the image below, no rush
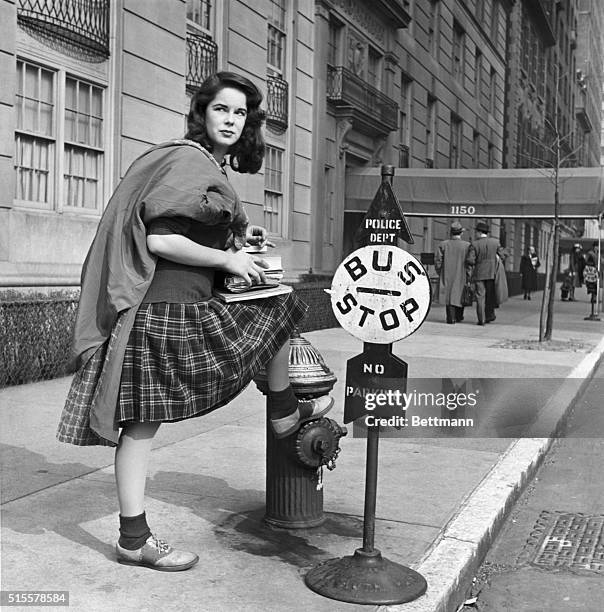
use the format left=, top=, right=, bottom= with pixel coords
left=223, top=255, right=284, bottom=292
left=213, top=247, right=292, bottom=303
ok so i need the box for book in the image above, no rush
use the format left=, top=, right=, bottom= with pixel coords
left=214, top=248, right=291, bottom=302
left=223, top=254, right=283, bottom=292
left=213, top=283, right=293, bottom=303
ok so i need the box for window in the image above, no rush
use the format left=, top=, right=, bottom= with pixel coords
left=14, top=61, right=54, bottom=206
left=490, top=0, right=499, bottom=42
left=489, top=67, right=497, bottom=115
left=367, top=46, right=381, bottom=88
left=327, top=17, right=342, bottom=67
left=449, top=114, right=462, bottom=168
left=475, top=0, right=484, bottom=23
left=474, top=48, right=482, bottom=101
left=264, top=145, right=284, bottom=235
left=267, top=0, right=286, bottom=77
left=14, top=59, right=105, bottom=212
left=399, top=74, right=412, bottom=167
left=472, top=131, right=480, bottom=167
left=426, top=94, right=437, bottom=166
left=452, top=21, right=465, bottom=82
left=488, top=141, right=495, bottom=167
left=323, top=166, right=335, bottom=246
left=63, top=77, right=104, bottom=209
left=428, top=0, right=440, bottom=56
left=187, top=0, right=212, bottom=33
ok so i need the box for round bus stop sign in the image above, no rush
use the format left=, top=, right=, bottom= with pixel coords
left=329, top=245, right=431, bottom=344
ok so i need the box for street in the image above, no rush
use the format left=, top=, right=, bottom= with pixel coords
left=463, top=355, right=604, bottom=612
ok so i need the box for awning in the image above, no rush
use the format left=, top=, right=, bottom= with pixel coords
left=345, top=167, right=604, bottom=219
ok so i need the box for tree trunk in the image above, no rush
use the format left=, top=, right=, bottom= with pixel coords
left=544, top=220, right=560, bottom=340
left=539, top=230, right=553, bottom=342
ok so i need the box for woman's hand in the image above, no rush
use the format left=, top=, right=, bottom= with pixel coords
left=245, top=225, right=275, bottom=249
left=225, top=248, right=270, bottom=286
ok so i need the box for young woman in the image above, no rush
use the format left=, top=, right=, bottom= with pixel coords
left=57, top=72, right=333, bottom=571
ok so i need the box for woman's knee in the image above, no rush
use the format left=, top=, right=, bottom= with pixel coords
left=119, top=421, right=161, bottom=442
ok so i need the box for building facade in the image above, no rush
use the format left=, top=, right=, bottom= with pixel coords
left=1, top=0, right=322, bottom=286
left=502, top=0, right=604, bottom=270
left=323, top=0, right=513, bottom=269
left=575, top=0, right=604, bottom=168
left=1, top=0, right=601, bottom=291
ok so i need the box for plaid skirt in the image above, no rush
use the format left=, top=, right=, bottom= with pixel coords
left=57, top=292, right=307, bottom=445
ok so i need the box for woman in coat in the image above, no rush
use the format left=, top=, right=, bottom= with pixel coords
left=57, top=72, right=333, bottom=571
left=519, top=246, right=540, bottom=300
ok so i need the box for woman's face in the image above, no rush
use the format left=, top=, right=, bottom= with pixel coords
left=205, top=86, right=248, bottom=159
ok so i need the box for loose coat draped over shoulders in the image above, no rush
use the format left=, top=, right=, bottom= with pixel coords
left=73, top=140, right=248, bottom=370
left=69, top=140, right=248, bottom=443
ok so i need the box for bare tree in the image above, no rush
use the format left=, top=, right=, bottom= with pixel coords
left=524, top=63, right=581, bottom=342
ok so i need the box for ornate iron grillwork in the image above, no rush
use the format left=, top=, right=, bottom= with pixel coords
left=17, top=0, right=110, bottom=59
left=266, top=75, right=289, bottom=133
left=186, top=32, right=218, bottom=93
left=326, top=65, right=398, bottom=134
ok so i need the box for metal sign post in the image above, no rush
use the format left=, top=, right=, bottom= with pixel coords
left=305, top=166, right=429, bottom=605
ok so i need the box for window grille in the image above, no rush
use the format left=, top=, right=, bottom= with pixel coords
left=16, top=0, right=110, bottom=59
left=186, top=32, right=218, bottom=93
left=266, top=75, right=289, bottom=133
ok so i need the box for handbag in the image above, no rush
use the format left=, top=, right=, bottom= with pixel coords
left=461, top=282, right=475, bottom=307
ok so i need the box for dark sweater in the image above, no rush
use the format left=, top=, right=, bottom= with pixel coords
left=142, top=216, right=229, bottom=303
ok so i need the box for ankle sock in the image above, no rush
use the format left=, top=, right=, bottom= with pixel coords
left=267, top=386, right=298, bottom=419
left=118, top=511, right=152, bottom=550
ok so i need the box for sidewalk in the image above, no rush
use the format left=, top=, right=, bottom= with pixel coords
left=2, top=288, right=603, bottom=612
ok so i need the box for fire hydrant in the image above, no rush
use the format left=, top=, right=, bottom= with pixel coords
left=255, top=329, right=346, bottom=528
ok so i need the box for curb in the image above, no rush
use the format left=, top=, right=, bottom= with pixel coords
left=381, top=334, right=604, bottom=612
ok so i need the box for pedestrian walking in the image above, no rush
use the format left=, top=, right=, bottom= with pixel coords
left=57, top=72, right=333, bottom=572
left=519, top=245, right=540, bottom=300
left=468, top=221, right=505, bottom=326
left=568, top=243, right=585, bottom=301
left=584, top=242, right=602, bottom=303
left=435, top=221, right=473, bottom=324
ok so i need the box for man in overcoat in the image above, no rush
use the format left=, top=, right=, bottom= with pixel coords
left=435, top=221, right=472, bottom=324
left=468, top=221, right=505, bottom=325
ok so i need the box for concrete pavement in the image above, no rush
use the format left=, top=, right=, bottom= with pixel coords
left=1, top=287, right=603, bottom=612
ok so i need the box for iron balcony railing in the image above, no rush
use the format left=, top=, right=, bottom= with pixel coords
left=17, top=0, right=110, bottom=58
left=326, top=65, right=398, bottom=133
left=186, top=32, right=218, bottom=93
left=266, top=74, right=289, bottom=132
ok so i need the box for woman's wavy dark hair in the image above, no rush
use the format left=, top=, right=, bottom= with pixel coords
left=185, top=72, right=266, bottom=174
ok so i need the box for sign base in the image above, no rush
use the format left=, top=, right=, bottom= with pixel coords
left=304, top=547, right=427, bottom=605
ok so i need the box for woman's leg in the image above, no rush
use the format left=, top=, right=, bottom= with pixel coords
left=265, top=339, right=290, bottom=392
left=264, top=339, right=333, bottom=438
left=115, top=421, right=160, bottom=516
left=114, top=420, right=199, bottom=570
